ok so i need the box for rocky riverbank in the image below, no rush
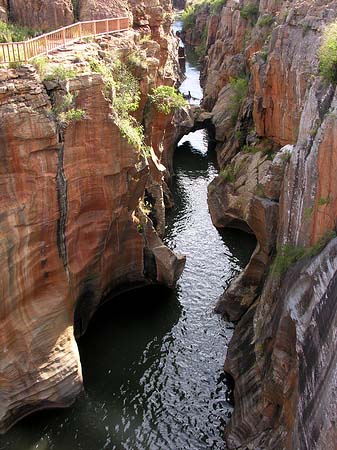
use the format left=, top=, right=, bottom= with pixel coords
left=195, top=0, right=337, bottom=449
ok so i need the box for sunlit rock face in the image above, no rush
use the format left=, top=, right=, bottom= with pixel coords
left=199, top=0, right=337, bottom=448
left=0, top=0, right=184, bottom=431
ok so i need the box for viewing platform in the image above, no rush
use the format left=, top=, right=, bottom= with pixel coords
left=0, top=17, right=129, bottom=64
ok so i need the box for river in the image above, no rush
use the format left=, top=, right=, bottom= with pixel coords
left=0, top=18, right=256, bottom=450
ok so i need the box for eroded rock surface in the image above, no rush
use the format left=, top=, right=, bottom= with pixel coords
left=8, top=0, right=74, bottom=30
left=200, top=0, right=337, bottom=448
left=78, top=0, right=129, bottom=21
left=208, top=149, right=290, bottom=321
left=0, top=3, right=184, bottom=432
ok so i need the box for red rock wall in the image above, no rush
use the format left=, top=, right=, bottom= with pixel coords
left=0, top=6, right=183, bottom=430
left=201, top=0, right=337, bottom=448
left=0, top=67, right=83, bottom=432
left=78, top=0, right=129, bottom=21
left=8, top=0, right=74, bottom=30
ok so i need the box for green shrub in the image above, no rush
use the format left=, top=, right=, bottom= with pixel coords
left=228, top=77, right=248, bottom=124
left=280, top=150, right=292, bottom=163
left=8, top=60, right=23, bottom=69
left=116, top=117, right=144, bottom=150
left=242, top=144, right=259, bottom=153
left=127, top=50, right=148, bottom=72
left=208, top=184, right=216, bottom=193
left=182, top=0, right=226, bottom=31
left=257, top=14, right=275, bottom=27
left=220, top=164, right=237, bottom=183
left=209, top=0, right=226, bottom=15
left=182, top=5, right=196, bottom=30
left=272, top=244, right=306, bottom=275
left=319, top=21, right=337, bottom=83
left=0, top=20, right=37, bottom=43
left=304, top=207, right=313, bottom=220
left=272, top=230, right=337, bottom=275
left=72, top=0, right=79, bottom=21
left=255, top=183, right=266, bottom=197
left=240, top=3, right=259, bottom=23
left=258, top=49, right=269, bottom=62
left=88, top=55, right=145, bottom=150
left=307, top=230, right=336, bottom=257
left=112, top=59, right=141, bottom=113
left=149, top=85, right=187, bottom=115
left=317, top=195, right=331, bottom=206
left=45, top=64, right=78, bottom=81
left=59, top=108, right=85, bottom=124
left=89, top=57, right=141, bottom=113
left=31, top=55, right=49, bottom=78
left=88, top=57, right=115, bottom=90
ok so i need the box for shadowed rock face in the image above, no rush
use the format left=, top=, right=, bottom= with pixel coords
left=208, top=148, right=289, bottom=321
left=200, top=0, right=337, bottom=448
left=8, top=0, right=74, bottom=30
left=173, top=0, right=186, bottom=9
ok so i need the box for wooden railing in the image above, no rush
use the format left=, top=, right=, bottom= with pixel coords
left=0, top=17, right=129, bottom=63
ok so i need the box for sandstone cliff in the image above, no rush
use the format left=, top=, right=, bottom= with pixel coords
left=8, top=0, right=74, bottom=30
left=0, top=0, right=175, bottom=32
left=0, top=4, right=185, bottom=433
left=200, top=0, right=337, bottom=448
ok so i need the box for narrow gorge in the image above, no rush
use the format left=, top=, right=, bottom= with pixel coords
left=0, top=1, right=337, bottom=450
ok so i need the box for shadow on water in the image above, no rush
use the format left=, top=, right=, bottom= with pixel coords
left=78, top=285, right=182, bottom=393
left=1, top=286, right=182, bottom=450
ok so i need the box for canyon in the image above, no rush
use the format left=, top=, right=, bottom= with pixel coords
left=0, top=0, right=337, bottom=449
left=0, top=0, right=186, bottom=435
left=183, top=0, right=337, bottom=449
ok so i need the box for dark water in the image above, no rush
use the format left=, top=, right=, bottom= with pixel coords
left=0, top=21, right=256, bottom=450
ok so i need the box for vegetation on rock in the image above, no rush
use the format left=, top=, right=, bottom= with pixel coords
left=149, top=85, right=187, bottom=115
left=240, top=3, right=259, bottom=24
left=257, top=14, right=275, bottom=28
left=228, top=77, right=248, bottom=125
left=319, top=21, right=337, bottom=83
left=182, top=0, right=226, bottom=31
left=45, top=64, right=78, bottom=81
left=88, top=54, right=148, bottom=153
left=272, top=230, right=337, bottom=275
left=59, top=108, right=86, bottom=124
left=0, top=20, right=38, bottom=43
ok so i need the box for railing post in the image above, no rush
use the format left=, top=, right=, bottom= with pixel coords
left=79, top=22, right=82, bottom=40
left=62, top=28, right=66, bottom=48
left=117, top=18, right=120, bottom=31
left=93, top=20, right=97, bottom=37
left=23, top=41, right=27, bottom=62
left=45, top=36, right=48, bottom=55
left=106, top=19, right=109, bottom=34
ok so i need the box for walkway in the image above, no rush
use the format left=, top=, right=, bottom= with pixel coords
left=0, top=17, right=129, bottom=64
